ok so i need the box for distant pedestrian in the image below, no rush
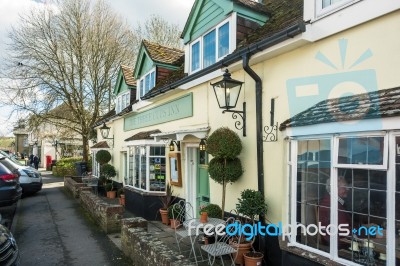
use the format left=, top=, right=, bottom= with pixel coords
left=29, top=154, right=34, bottom=166
left=33, top=155, right=40, bottom=170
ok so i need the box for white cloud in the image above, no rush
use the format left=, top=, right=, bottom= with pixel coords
left=0, top=0, right=195, bottom=136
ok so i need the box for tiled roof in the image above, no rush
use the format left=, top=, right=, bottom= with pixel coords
left=237, top=0, right=303, bottom=48
left=125, top=129, right=161, bottom=141
left=143, top=40, right=184, bottom=66
left=148, top=64, right=186, bottom=94
left=93, top=108, right=116, bottom=127
left=90, top=141, right=110, bottom=149
left=233, top=0, right=270, bottom=15
left=279, top=87, right=400, bottom=131
left=121, top=65, right=136, bottom=87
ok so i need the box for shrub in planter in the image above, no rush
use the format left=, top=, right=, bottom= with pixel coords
left=235, top=189, right=268, bottom=265
left=159, top=184, right=174, bottom=225
left=95, top=150, right=111, bottom=165
left=200, top=204, right=222, bottom=219
left=168, top=204, right=183, bottom=229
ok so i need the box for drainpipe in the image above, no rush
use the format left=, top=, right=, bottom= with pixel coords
left=242, top=53, right=265, bottom=219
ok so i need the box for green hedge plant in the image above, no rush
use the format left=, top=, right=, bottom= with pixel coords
left=95, top=150, right=111, bottom=165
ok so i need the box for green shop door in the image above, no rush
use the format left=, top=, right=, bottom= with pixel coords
left=196, top=150, right=209, bottom=216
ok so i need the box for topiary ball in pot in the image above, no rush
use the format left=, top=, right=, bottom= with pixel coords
left=206, top=127, right=242, bottom=159
left=101, top=163, right=117, bottom=179
left=236, top=189, right=268, bottom=223
left=208, top=157, right=243, bottom=184
left=95, top=150, right=111, bottom=165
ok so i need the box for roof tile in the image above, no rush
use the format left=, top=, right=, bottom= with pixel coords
left=143, top=40, right=184, bottom=66
left=125, top=129, right=161, bottom=141
left=121, top=65, right=136, bottom=87
left=280, top=87, right=400, bottom=131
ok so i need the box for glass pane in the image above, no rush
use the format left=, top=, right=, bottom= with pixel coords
left=191, top=42, right=200, bottom=71
left=150, top=71, right=155, bottom=89
left=145, top=74, right=150, bottom=94
left=337, top=168, right=388, bottom=264
left=218, top=22, right=229, bottom=58
left=203, top=30, right=216, bottom=68
left=338, top=137, right=384, bottom=165
left=149, top=157, right=166, bottom=192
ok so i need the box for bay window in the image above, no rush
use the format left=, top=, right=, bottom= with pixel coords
left=189, top=19, right=231, bottom=73
left=289, top=133, right=398, bottom=265
left=128, top=145, right=166, bottom=192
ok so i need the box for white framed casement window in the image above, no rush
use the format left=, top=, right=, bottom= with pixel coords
left=188, top=16, right=235, bottom=74
left=127, top=145, right=166, bottom=193
left=316, top=0, right=359, bottom=17
left=138, top=68, right=156, bottom=98
left=115, top=91, right=130, bottom=114
left=288, top=132, right=395, bottom=265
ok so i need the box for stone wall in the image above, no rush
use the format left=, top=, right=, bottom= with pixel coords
left=79, top=191, right=124, bottom=234
left=64, top=176, right=87, bottom=198
left=121, top=218, right=195, bottom=266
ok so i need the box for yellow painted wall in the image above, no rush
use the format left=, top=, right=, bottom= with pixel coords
left=102, top=10, right=400, bottom=224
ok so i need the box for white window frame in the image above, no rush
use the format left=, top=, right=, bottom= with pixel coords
left=115, top=91, right=130, bottom=114
left=188, top=15, right=236, bottom=74
left=137, top=68, right=156, bottom=98
left=288, top=131, right=395, bottom=265
left=127, top=144, right=166, bottom=194
left=316, top=0, right=360, bottom=17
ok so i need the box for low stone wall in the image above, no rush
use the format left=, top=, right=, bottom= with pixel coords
left=64, top=176, right=87, bottom=198
left=121, top=218, right=194, bottom=266
left=79, top=191, right=124, bottom=234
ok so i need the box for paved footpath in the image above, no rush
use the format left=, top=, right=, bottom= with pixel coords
left=12, top=170, right=133, bottom=266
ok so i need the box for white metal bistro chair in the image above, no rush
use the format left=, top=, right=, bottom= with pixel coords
left=172, top=200, right=203, bottom=264
left=200, top=217, right=240, bottom=266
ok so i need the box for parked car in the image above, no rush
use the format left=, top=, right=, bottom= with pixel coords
left=0, top=156, right=42, bottom=196
left=0, top=159, right=22, bottom=207
left=0, top=214, right=20, bottom=265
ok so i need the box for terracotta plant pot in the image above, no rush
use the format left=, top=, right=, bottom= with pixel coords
left=231, top=240, right=252, bottom=265
left=107, top=191, right=116, bottom=199
left=119, top=195, right=125, bottom=206
left=243, top=251, right=264, bottom=266
left=200, top=212, right=208, bottom=223
left=170, top=219, right=180, bottom=229
left=160, top=209, right=169, bottom=225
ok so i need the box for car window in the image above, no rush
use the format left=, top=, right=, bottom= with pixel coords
left=0, top=161, right=13, bottom=175
left=7, top=156, right=24, bottom=166
left=0, top=158, right=18, bottom=172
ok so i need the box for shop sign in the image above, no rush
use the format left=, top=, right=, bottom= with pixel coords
left=124, top=93, right=193, bottom=131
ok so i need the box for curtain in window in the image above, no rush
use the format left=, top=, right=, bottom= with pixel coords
left=218, top=22, right=229, bottom=58
left=203, top=30, right=216, bottom=68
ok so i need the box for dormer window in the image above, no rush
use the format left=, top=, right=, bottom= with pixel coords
left=139, top=68, right=156, bottom=98
left=116, top=92, right=130, bottom=114
left=190, top=18, right=232, bottom=73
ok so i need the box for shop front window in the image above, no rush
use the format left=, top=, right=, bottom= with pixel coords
left=290, top=134, right=393, bottom=265
left=128, top=145, right=166, bottom=192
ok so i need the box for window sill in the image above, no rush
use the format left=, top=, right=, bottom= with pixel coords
left=125, top=185, right=165, bottom=196
left=279, top=239, right=345, bottom=266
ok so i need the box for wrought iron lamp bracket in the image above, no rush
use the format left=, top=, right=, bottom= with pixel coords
left=222, top=102, right=247, bottom=137
left=263, top=122, right=278, bottom=142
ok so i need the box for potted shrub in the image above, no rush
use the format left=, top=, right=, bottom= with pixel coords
left=236, top=189, right=268, bottom=266
left=104, top=182, right=116, bottom=198
left=159, top=183, right=173, bottom=225
left=200, top=204, right=222, bottom=244
left=117, top=188, right=125, bottom=206
left=101, top=164, right=117, bottom=198
left=206, top=127, right=243, bottom=218
left=168, top=204, right=182, bottom=229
